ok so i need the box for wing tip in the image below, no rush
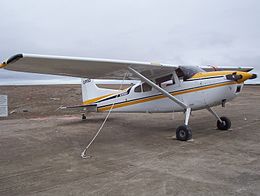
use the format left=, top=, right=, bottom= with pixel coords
left=6, top=54, right=23, bottom=64
left=245, top=67, right=254, bottom=72
left=237, top=67, right=254, bottom=72
left=1, top=53, right=23, bottom=69
left=202, top=65, right=254, bottom=72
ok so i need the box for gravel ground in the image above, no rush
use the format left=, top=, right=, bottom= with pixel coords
left=0, top=85, right=259, bottom=196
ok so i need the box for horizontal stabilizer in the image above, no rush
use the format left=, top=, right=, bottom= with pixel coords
left=58, top=103, right=97, bottom=112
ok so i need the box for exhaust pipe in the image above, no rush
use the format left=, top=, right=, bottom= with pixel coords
left=226, top=73, right=243, bottom=81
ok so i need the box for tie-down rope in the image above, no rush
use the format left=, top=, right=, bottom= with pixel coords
left=81, top=73, right=128, bottom=159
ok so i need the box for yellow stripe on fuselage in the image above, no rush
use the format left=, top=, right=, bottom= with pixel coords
left=82, top=87, right=130, bottom=105
left=82, top=94, right=113, bottom=105
left=191, top=71, right=235, bottom=79
left=98, top=81, right=236, bottom=111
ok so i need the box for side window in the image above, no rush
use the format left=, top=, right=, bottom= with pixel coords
left=142, top=83, right=152, bottom=92
left=155, top=74, right=175, bottom=87
left=134, top=84, right=142, bottom=92
left=176, top=68, right=184, bottom=79
left=134, top=83, right=152, bottom=93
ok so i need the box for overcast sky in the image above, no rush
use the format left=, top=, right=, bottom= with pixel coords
left=0, top=0, right=259, bottom=84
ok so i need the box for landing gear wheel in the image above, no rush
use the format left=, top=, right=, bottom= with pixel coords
left=82, top=114, right=86, bottom=120
left=176, top=125, right=192, bottom=141
left=217, top=116, right=231, bottom=130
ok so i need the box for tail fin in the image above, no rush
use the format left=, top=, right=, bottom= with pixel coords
left=81, top=79, right=119, bottom=104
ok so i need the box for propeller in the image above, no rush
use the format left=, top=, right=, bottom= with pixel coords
left=226, top=72, right=257, bottom=82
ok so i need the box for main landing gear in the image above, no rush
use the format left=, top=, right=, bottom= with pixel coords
left=176, top=107, right=232, bottom=141
left=176, top=125, right=192, bottom=141
left=176, top=108, right=192, bottom=141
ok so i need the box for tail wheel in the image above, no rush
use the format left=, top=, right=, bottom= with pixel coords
left=217, top=117, right=231, bottom=130
left=176, top=125, right=192, bottom=141
left=82, top=114, right=87, bottom=120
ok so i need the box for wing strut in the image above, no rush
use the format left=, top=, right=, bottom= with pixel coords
left=128, top=67, right=187, bottom=109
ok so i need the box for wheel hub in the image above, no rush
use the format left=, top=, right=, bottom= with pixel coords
left=179, top=130, right=186, bottom=138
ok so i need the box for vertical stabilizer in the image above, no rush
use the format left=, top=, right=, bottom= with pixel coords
left=81, top=79, right=119, bottom=104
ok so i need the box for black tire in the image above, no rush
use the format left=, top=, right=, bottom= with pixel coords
left=176, top=125, right=192, bottom=141
left=217, top=117, right=231, bottom=130
left=82, top=114, right=86, bottom=120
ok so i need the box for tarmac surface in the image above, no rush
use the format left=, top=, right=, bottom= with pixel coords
left=0, top=85, right=259, bottom=196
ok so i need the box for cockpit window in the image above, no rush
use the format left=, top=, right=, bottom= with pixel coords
left=134, top=83, right=152, bottom=92
left=178, top=66, right=205, bottom=80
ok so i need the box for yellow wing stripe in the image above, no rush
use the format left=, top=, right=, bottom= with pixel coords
left=98, top=81, right=236, bottom=111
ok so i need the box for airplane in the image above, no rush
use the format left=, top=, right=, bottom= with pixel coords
left=0, top=53, right=257, bottom=141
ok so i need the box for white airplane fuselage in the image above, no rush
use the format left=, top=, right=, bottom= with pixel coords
left=86, top=77, right=242, bottom=113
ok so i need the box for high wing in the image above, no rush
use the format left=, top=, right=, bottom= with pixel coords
left=0, top=53, right=254, bottom=80
left=0, top=54, right=178, bottom=80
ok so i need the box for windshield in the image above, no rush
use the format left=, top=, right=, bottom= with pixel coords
left=178, top=66, right=205, bottom=80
